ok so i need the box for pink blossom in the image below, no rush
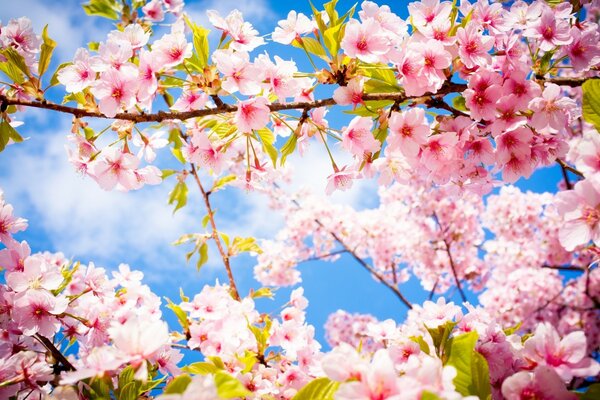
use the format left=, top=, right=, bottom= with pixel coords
left=91, top=67, right=139, bottom=117
left=213, top=49, right=261, bottom=95
left=108, top=24, right=150, bottom=51
left=0, top=198, right=27, bottom=244
left=340, top=116, right=380, bottom=157
left=6, top=255, right=62, bottom=292
left=171, top=89, right=209, bottom=112
left=463, top=70, right=503, bottom=121
left=109, top=316, right=170, bottom=380
left=456, top=25, right=493, bottom=69
left=417, top=39, right=452, bottom=92
left=255, top=54, right=302, bottom=101
left=408, top=0, right=452, bottom=31
left=91, top=40, right=133, bottom=72
left=523, top=322, right=600, bottom=381
left=333, top=77, right=364, bottom=108
left=207, top=9, right=264, bottom=52
left=421, top=131, right=458, bottom=171
left=555, top=178, right=600, bottom=251
left=13, top=289, right=68, bottom=337
left=0, top=240, right=30, bottom=272
left=272, top=11, right=314, bottom=45
left=335, top=349, right=400, bottom=400
left=501, top=366, right=577, bottom=400
left=341, top=18, right=389, bottom=64
left=132, top=130, right=168, bottom=162
left=326, top=165, right=357, bottom=195
left=138, top=49, right=159, bottom=103
left=388, top=108, right=430, bottom=158
left=58, top=48, right=95, bottom=93
left=234, top=97, right=270, bottom=133
left=91, top=147, right=140, bottom=191
left=183, top=130, right=225, bottom=173
left=523, top=7, right=572, bottom=52
left=529, top=84, right=578, bottom=132
left=152, top=32, right=192, bottom=69
left=564, top=27, right=600, bottom=72
left=142, top=0, right=164, bottom=22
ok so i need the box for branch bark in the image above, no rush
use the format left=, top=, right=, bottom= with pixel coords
left=189, top=165, right=241, bottom=301
left=34, top=334, right=75, bottom=372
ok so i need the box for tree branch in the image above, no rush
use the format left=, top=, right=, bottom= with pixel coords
left=556, top=159, right=584, bottom=179
left=0, top=83, right=467, bottom=123
left=34, top=334, right=75, bottom=372
left=276, top=185, right=413, bottom=309
left=189, top=165, right=241, bottom=301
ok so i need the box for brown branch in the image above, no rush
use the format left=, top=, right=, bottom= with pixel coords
left=442, top=238, right=467, bottom=303
left=542, top=264, right=586, bottom=272
left=34, top=334, right=75, bottom=372
left=542, top=76, right=599, bottom=87
left=556, top=159, right=585, bottom=179
left=189, top=165, right=241, bottom=301
left=429, top=277, right=439, bottom=301
left=0, top=82, right=467, bottom=123
left=276, top=185, right=412, bottom=309
left=432, top=213, right=467, bottom=303
left=298, top=249, right=349, bottom=264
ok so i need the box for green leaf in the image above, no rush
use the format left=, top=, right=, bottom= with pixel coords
left=165, top=297, right=189, bottom=330
left=445, top=331, right=491, bottom=399
left=163, top=374, right=192, bottom=394
left=280, top=133, right=298, bottom=166
left=196, top=242, right=209, bottom=271
left=184, top=16, right=210, bottom=71
left=118, top=366, right=135, bottom=392
left=182, top=362, right=219, bottom=375
left=323, top=0, right=340, bottom=26
left=38, top=25, right=57, bottom=77
left=161, top=169, right=178, bottom=179
left=582, top=79, right=600, bottom=132
left=292, top=37, right=329, bottom=60
left=230, top=236, right=262, bottom=255
left=212, top=174, right=236, bottom=192
left=1, top=48, right=31, bottom=78
left=214, top=371, right=252, bottom=398
left=471, top=351, right=492, bottom=400
left=361, top=65, right=399, bottom=92
left=344, top=100, right=394, bottom=116
left=251, top=287, right=275, bottom=299
left=168, top=181, right=188, bottom=213
left=409, top=335, right=431, bottom=355
left=323, top=22, right=345, bottom=57
left=82, top=0, right=121, bottom=20
left=452, top=95, right=467, bottom=112
left=49, top=62, right=72, bottom=88
left=292, top=377, right=339, bottom=400
left=309, top=1, right=327, bottom=34
left=503, top=321, right=522, bottom=336
left=172, top=233, right=198, bottom=246
left=0, top=120, right=23, bottom=153
left=426, top=321, right=457, bottom=357
left=0, top=60, right=25, bottom=84
left=421, top=392, right=442, bottom=400
left=118, top=380, right=142, bottom=400
left=256, top=127, right=278, bottom=167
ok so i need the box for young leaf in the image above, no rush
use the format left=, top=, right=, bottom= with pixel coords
left=582, top=79, right=600, bottom=132
left=212, top=175, right=237, bottom=192
left=168, top=181, right=188, bottom=213
left=196, top=242, right=209, bottom=271
left=182, top=362, right=219, bottom=375
left=163, top=374, right=192, bottom=394
left=292, top=38, right=329, bottom=60
left=82, top=0, right=121, bottom=20
left=214, top=371, right=252, bottom=399
left=280, top=133, right=298, bottom=166
left=0, top=120, right=23, bottom=153
left=38, top=25, right=57, bottom=77
left=292, top=377, right=339, bottom=400
left=165, top=297, right=189, bottom=330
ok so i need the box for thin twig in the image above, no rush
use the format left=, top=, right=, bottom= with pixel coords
left=276, top=184, right=413, bottom=309
left=442, top=238, right=467, bottom=303
left=189, top=165, right=241, bottom=301
left=556, top=159, right=584, bottom=179
left=298, top=249, right=349, bottom=264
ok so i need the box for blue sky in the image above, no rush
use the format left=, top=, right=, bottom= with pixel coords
left=0, top=0, right=569, bottom=348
